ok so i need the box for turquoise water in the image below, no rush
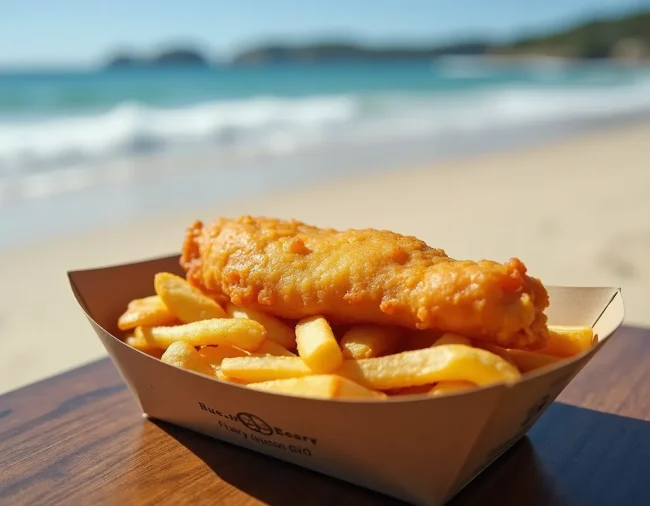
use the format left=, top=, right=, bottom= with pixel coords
left=2, top=60, right=649, bottom=113
left=2, top=58, right=650, bottom=246
left=2, top=59, right=650, bottom=174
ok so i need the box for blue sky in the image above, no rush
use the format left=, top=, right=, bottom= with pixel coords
left=1, top=0, right=648, bottom=67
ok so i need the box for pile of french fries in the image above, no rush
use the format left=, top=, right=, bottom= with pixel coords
left=117, top=272, right=596, bottom=401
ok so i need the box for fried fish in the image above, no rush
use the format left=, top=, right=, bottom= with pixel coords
left=180, top=216, right=549, bottom=349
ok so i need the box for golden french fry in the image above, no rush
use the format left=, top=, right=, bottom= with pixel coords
left=254, top=340, right=297, bottom=357
left=161, top=341, right=212, bottom=375
left=504, top=349, right=564, bottom=373
left=336, top=344, right=521, bottom=390
left=134, top=325, right=148, bottom=341
left=215, top=368, right=248, bottom=384
left=432, top=333, right=472, bottom=347
left=215, top=368, right=228, bottom=381
left=471, top=341, right=518, bottom=367
left=198, top=345, right=251, bottom=382
left=154, top=272, right=227, bottom=323
left=295, top=316, right=343, bottom=373
left=139, top=318, right=266, bottom=351
left=335, top=376, right=387, bottom=399
left=204, top=342, right=295, bottom=382
left=220, top=356, right=312, bottom=383
left=134, top=295, right=160, bottom=305
left=539, top=325, right=595, bottom=357
left=125, top=332, right=149, bottom=350
left=339, top=324, right=402, bottom=359
left=117, top=295, right=177, bottom=330
left=124, top=333, right=165, bottom=358
left=226, top=303, right=296, bottom=350
left=126, top=295, right=162, bottom=308
left=247, top=375, right=386, bottom=400
left=198, top=345, right=250, bottom=370
left=472, top=341, right=563, bottom=373
left=429, top=381, right=476, bottom=396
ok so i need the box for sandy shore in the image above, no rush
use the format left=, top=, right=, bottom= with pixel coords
left=1, top=121, right=649, bottom=394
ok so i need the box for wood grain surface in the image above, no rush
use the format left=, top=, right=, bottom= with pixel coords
left=2, top=326, right=649, bottom=506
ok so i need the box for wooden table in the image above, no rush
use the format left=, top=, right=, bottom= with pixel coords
left=2, top=326, right=650, bottom=506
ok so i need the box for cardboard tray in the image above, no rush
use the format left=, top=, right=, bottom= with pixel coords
left=68, top=254, right=624, bottom=506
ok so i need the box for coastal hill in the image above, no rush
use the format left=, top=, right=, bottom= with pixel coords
left=105, top=47, right=210, bottom=69
left=501, top=10, right=650, bottom=59
left=230, top=41, right=490, bottom=65
left=104, top=10, right=650, bottom=69
left=231, top=11, right=650, bottom=64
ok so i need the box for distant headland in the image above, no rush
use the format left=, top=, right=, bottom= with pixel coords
left=105, top=48, right=210, bottom=69
left=104, top=10, right=650, bottom=69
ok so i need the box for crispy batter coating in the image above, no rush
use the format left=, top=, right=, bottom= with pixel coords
left=181, top=216, right=549, bottom=349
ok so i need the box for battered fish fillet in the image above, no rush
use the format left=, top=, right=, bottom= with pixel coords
left=180, top=216, right=549, bottom=349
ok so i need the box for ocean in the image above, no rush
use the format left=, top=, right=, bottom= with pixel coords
left=2, top=58, right=650, bottom=246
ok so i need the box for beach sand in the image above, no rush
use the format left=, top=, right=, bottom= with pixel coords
left=1, top=120, right=649, bottom=394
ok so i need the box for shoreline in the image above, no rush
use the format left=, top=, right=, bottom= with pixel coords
left=1, top=119, right=649, bottom=394
left=3, top=110, right=650, bottom=251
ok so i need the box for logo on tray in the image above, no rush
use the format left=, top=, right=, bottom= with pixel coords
left=236, top=412, right=273, bottom=435
left=198, top=401, right=318, bottom=447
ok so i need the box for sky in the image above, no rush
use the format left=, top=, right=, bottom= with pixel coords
left=1, top=0, right=648, bottom=67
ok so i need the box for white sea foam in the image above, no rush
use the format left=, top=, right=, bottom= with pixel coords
left=2, top=77, right=650, bottom=180
left=0, top=95, right=359, bottom=174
